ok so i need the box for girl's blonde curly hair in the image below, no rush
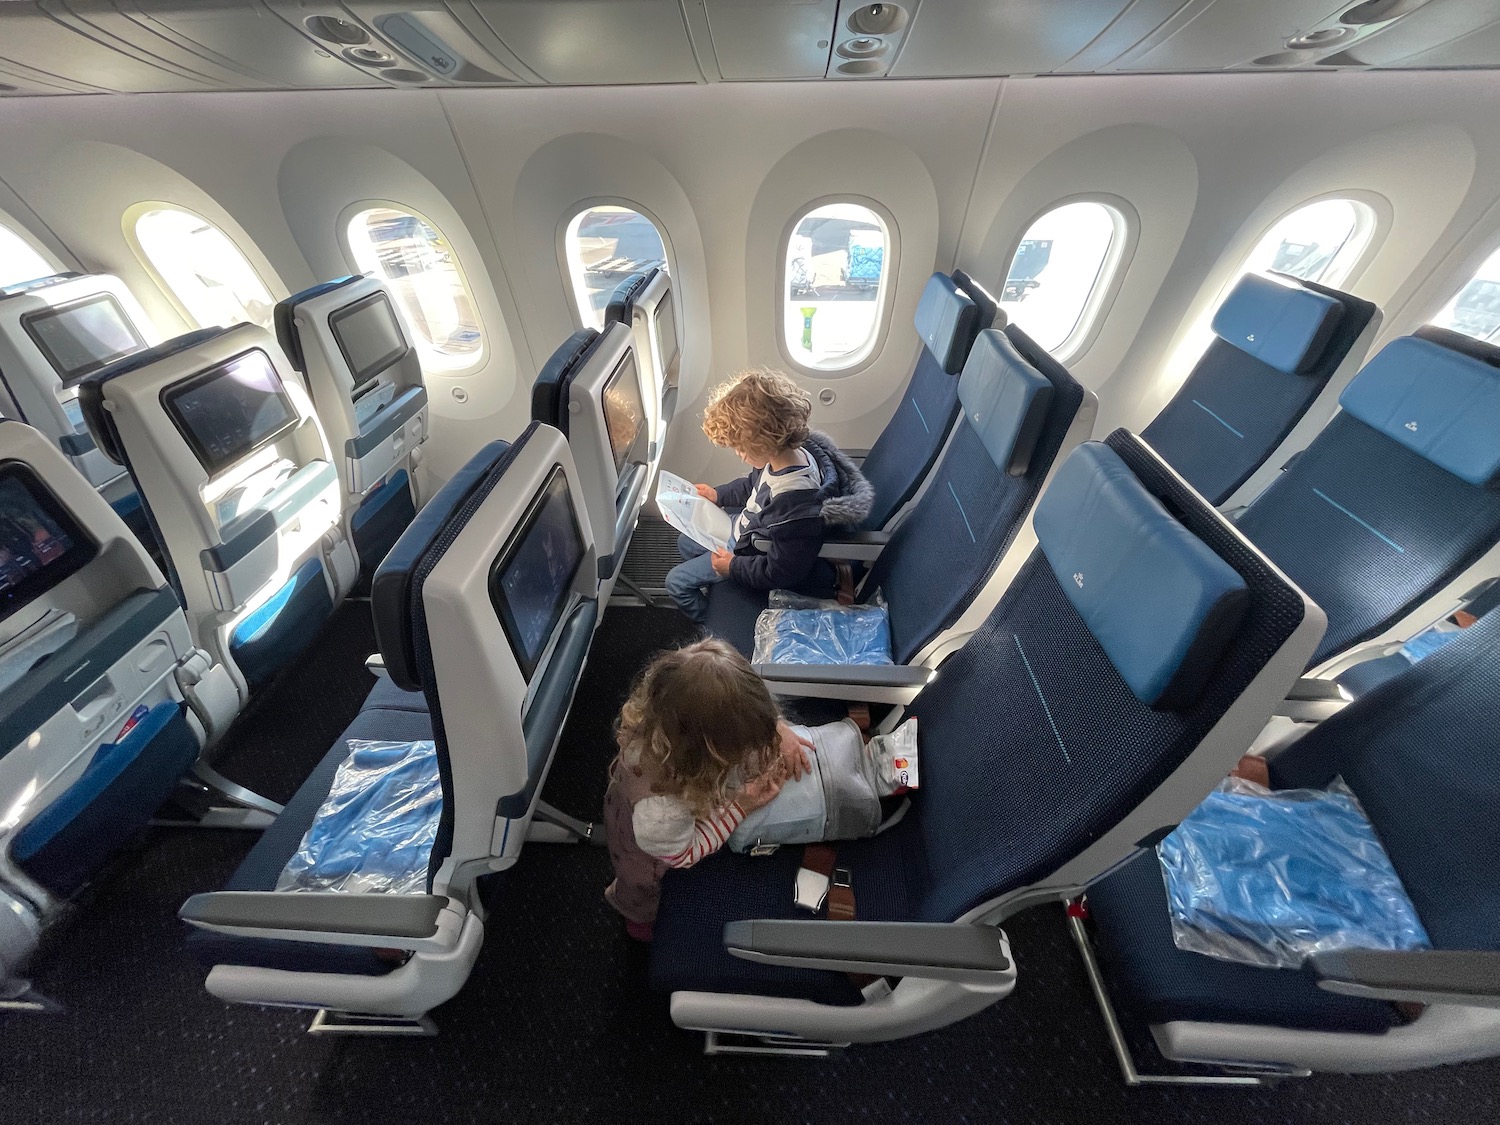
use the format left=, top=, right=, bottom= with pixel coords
left=616, top=638, right=782, bottom=816
left=702, top=367, right=811, bottom=457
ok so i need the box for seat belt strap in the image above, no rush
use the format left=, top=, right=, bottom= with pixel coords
left=835, top=561, right=856, bottom=606
left=795, top=845, right=881, bottom=991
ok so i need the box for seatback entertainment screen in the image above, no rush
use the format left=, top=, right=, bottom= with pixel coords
left=162, top=350, right=297, bottom=475
left=0, top=462, right=98, bottom=623
left=601, top=351, right=645, bottom=474
left=23, top=295, right=145, bottom=383
left=329, top=291, right=409, bottom=391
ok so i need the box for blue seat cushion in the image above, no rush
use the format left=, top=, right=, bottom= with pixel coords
left=1033, top=442, right=1249, bottom=708
left=956, top=329, right=1055, bottom=476
left=1339, top=335, right=1500, bottom=487
left=13, top=702, right=199, bottom=898
left=186, top=697, right=435, bottom=977
left=1210, top=273, right=1344, bottom=376
left=1087, top=849, right=1404, bottom=1034
left=351, top=470, right=416, bottom=577
left=229, top=556, right=335, bottom=690
left=913, top=272, right=981, bottom=376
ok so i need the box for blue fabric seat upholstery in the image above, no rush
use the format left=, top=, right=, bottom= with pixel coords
left=1234, top=328, right=1500, bottom=665
left=229, top=556, right=335, bottom=690
left=1087, top=601, right=1500, bottom=1036
left=704, top=324, right=1086, bottom=667
left=857, top=272, right=995, bottom=531
left=653, top=430, right=1308, bottom=1001
left=1142, top=274, right=1376, bottom=505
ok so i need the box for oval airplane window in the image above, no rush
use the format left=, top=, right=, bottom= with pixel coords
left=1236, top=198, right=1375, bottom=290
left=1431, top=243, right=1500, bottom=344
left=782, top=202, right=891, bottom=373
left=347, top=205, right=484, bottom=370
left=0, top=222, right=57, bottom=288
left=564, top=205, right=669, bottom=331
left=131, top=206, right=278, bottom=332
left=999, top=201, right=1124, bottom=357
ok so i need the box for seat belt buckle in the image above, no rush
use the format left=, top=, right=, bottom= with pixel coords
left=749, top=841, right=780, bottom=857
left=794, top=866, right=831, bottom=912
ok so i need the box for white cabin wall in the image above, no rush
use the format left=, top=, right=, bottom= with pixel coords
left=0, top=71, right=1497, bottom=492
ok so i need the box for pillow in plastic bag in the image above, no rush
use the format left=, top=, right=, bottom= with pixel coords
left=1157, top=776, right=1431, bottom=970
left=752, top=590, right=893, bottom=666
left=276, top=739, right=443, bottom=895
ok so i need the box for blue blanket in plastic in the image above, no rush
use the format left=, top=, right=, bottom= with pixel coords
left=1157, top=778, right=1430, bottom=969
left=752, top=604, right=893, bottom=666
left=276, top=739, right=443, bottom=895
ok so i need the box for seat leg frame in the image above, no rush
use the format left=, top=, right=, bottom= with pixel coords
left=307, top=1009, right=437, bottom=1037
left=703, top=1030, right=849, bottom=1058
left=1065, top=900, right=1308, bottom=1087
left=527, top=800, right=605, bottom=846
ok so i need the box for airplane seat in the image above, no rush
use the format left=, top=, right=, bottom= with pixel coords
left=180, top=423, right=601, bottom=1026
left=605, top=267, right=677, bottom=473
left=1231, top=327, right=1500, bottom=671
left=855, top=270, right=999, bottom=532
left=0, top=272, right=162, bottom=550
left=0, top=420, right=241, bottom=1005
left=531, top=323, right=651, bottom=604
left=702, top=324, right=1097, bottom=676
left=651, top=432, right=1325, bottom=1047
left=77, top=325, right=356, bottom=702
left=274, top=276, right=429, bottom=581
left=1081, top=607, right=1500, bottom=1075
left=1141, top=272, right=1379, bottom=507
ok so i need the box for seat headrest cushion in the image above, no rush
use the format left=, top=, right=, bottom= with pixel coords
left=531, top=328, right=599, bottom=433
left=371, top=438, right=514, bottom=691
left=1339, top=335, right=1500, bottom=487
left=1033, top=443, right=1250, bottom=709
left=913, top=273, right=981, bottom=375
left=605, top=268, right=657, bottom=326
left=1210, top=273, right=1345, bottom=375
left=274, top=276, right=359, bottom=373
left=956, top=329, right=1055, bottom=477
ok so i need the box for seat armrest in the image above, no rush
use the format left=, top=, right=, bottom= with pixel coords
left=818, top=529, right=890, bottom=561
left=752, top=662, right=932, bottom=704
left=179, top=891, right=463, bottom=953
left=724, top=919, right=1013, bottom=985
left=1285, top=678, right=1349, bottom=702
left=1313, top=950, right=1500, bottom=1009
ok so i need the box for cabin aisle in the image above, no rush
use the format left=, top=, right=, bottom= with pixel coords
left=3, top=605, right=1498, bottom=1125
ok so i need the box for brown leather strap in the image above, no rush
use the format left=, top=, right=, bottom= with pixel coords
left=801, top=843, right=836, bottom=879
left=797, top=849, right=878, bottom=989
left=846, top=702, right=871, bottom=733
left=828, top=870, right=857, bottom=922
left=835, top=561, right=856, bottom=606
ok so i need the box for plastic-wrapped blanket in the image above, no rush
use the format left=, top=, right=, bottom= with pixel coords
left=1157, top=777, right=1430, bottom=969
left=752, top=591, right=893, bottom=666
left=276, top=739, right=443, bottom=894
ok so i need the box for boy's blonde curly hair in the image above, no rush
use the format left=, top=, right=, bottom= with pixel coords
left=702, top=367, right=811, bottom=457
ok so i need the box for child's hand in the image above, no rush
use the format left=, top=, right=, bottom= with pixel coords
left=738, top=770, right=785, bottom=812
left=695, top=483, right=718, bottom=502
left=777, top=720, right=813, bottom=781
left=710, top=548, right=734, bottom=576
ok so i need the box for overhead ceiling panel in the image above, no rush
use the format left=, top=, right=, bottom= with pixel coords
left=1055, top=0, right=1197, bottom=72
left=704, top=0, right=836, bottom=80
left=466, top=0, right=701, bottom=84
left=889, top=0, right=1141, bottom=78
left=1318, top=0, right=1500, bottom=67
left=1113, top=0, right=1351, bottom=71
left=0, top=6, right=219, bottom=91
left=133, top=0, right=384, bottom=88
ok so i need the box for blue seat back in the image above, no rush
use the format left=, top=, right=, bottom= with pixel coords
left=1235, top=328, right=1500, bottom=665
left=1270, top=609, right=1500, bottom=953
left=1142, top=274, right=1376, bottom=505
left=892, top=430, right=1307, bottom=922
left=865, top=324, right=1084, bottom=663
left=371, top=430, right=529, bottom=888
left=531, top=329, right=600, bottom=436
left=858, top=272, right=995, bottom=530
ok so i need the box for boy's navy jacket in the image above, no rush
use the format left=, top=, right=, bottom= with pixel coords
left=713, top=431, right=874, bottom=591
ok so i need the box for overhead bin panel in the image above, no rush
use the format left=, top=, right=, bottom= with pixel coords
left=1112, top=0, right=1352, bottom=72
left=1315, top=0, right=1500, bottom=68
left=131, top=0, right=384, bottom=88
left=703, top=0, right=837, bottom=80
left=464, top=0, right=701, bottom=84
left=1055, top=0, right=1197, bottom=73
left=889, top=0, right=1140, bottom=77
left=0, top=6, right=221, bottom=91
left=0, top=55, right=110, bottom=95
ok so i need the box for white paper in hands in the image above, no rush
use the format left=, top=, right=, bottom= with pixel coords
left=656, top=470, right=733, bottom=553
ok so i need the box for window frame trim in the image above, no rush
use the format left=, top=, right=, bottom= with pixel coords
left=995, top=193, right=1137, bottom=363
left=557, top=197, right=675, bottom=333
left=339, top=197, right=487, bottom=376
left=1237, top=191, right=1387, bottom=295
left=123, top=200, right=278, bottom=333
left=775, top=194, right=901, bottom=379
left=1427, top=234, right=1500, bottom=343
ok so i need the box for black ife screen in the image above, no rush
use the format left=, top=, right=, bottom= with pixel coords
left=329, top=291, right=408, bottom=390
left=488, top=468, right=585, bottom=681
left=0, top=462, right=98, bottom=624
left=601, top=352, right=645, bottom=474
left=162, top=350, right=297, bottom=475
left=23, top=295, right=145, bottom=383
left=653, top=288, right=678, bottom=378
